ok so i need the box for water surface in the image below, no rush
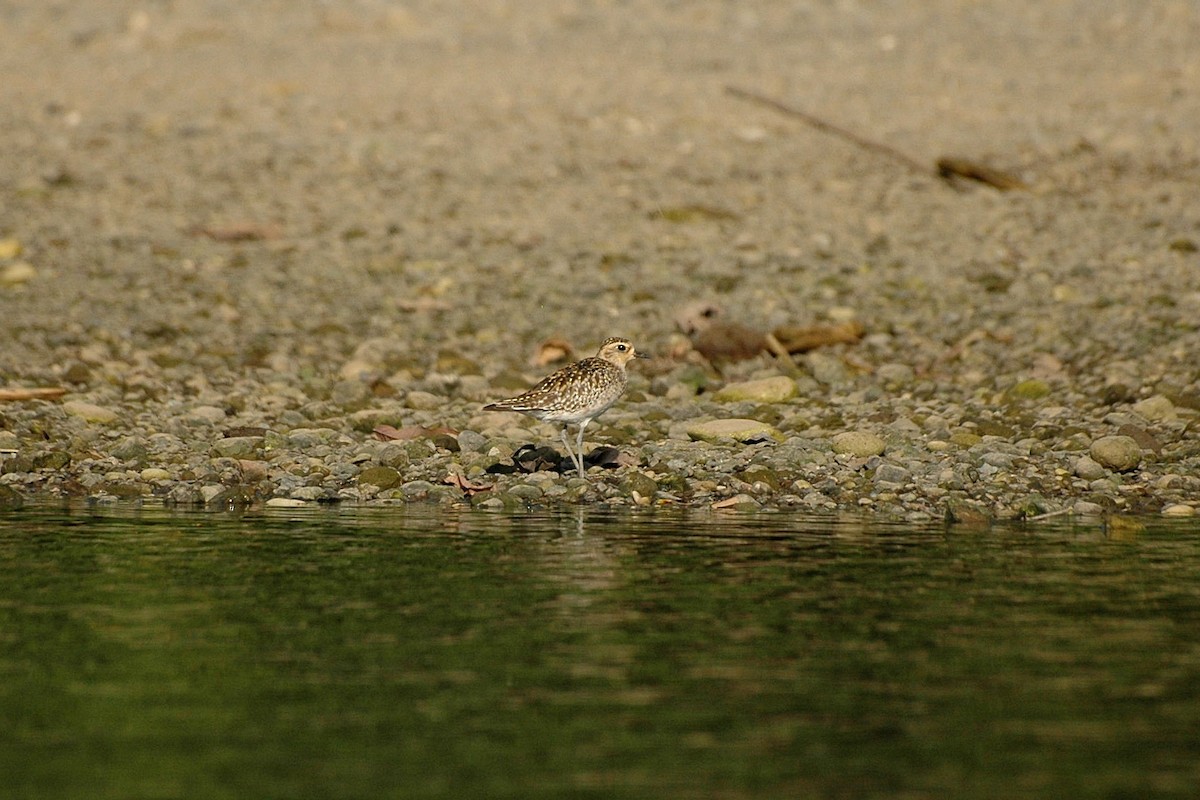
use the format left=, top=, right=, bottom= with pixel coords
left=2, top=506, right=1198, bottom=799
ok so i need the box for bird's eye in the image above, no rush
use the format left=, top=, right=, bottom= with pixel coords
left=617, top=344, right=627, bottom=351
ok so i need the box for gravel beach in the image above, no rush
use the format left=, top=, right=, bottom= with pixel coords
left=2, top=2, right=1199, bottom=521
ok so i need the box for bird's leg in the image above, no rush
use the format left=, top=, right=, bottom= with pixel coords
left=560, top=425, right=582, bottom=476
left=575, top=420, right=588, bottom=479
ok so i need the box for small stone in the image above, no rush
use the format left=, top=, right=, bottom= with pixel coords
left=290, top=486, right=332, bottom=501
left=358, top=466, right=401, bottom=489
left=456, top=430, right=488, bottom=453
left=238, top=460, right=270, bottom=482
left=944, top=499, right=991, bottom=526
left=713, top=376, right=797, bottom=404
left=0, top=238, right=22, bottom=259
left=712, top=493, right=761, bottom=510
left=1131, top=395, right=1176, bottom=422
left=1162, top=504, right=1195, bottom=517
left=949, top=432, right=982, bottom=448
left=873, top=464, right=910, bottom=485
left=831, top=431, right=886, bottom=457
left=266, top=497, right=310, bottom=508
left=622, top=471, right=659, bottom=498
left=1089, top=435, right=1142, bottom=472
left=210, top=436, right=263, bottom=459
left=140, top=467, right=171, bottom=481
left=110, top=437, right=149, bottom=462
left=0, top=261, right=36, bottom=286
left=405, top=391, right=443, bottom=410
left=508, top=484, right=544, bottom=501
left=62, top=401, right=120, bottom=425
left=738, top=464, right=780, bottom=491
left=166, top=484, right=203, bottom=505
left=330, top=380, right=372, bottom=408
left=400, top=480, right=437, bottom=500
left=33, top=450, right=72, bottom=470
left=685, top=418, right=783, bottom=444
left=1072, top=501, right=1105, bottom=516
left=1007, top=379, right=1052, bottom=400
left=200, top=484, right=234, bottom=506
left=805, top=352, right=848, bottom=385
left=377, top=443, right=410, bottom=468
left=876, top=363, right=914, bottom=386
left=1073, top=455, right=1107, bottom=481
left=188, top=405, right=228, bottom=424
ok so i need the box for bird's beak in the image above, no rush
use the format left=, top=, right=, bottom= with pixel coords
left=635, top=351, right=650, bottom=359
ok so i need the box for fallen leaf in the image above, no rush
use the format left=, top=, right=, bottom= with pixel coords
left=936, top=157, right=1029, bottom=191
left=771, top=321, right=865, bottom=353
left=190, top=222, right=283, bottom=242
left=533, top=337, right=573, bottom=367
left=444, top=469, right=492, bottom=496
left=371, top=424, right=458, bottom=441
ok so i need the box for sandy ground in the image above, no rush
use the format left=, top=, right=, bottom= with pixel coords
left=2, top=1, right=1199, bottom=513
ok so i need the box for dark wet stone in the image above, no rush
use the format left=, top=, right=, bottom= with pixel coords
left=359, top=466, right=401, bottom=489
left=33, top=450, right=72, bottom=470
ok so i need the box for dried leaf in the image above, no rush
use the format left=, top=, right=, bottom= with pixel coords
left=533, top=337, right=573, bottom=367
left=444, top=469, right=492, bottom=496
left=191, top=222, right=283, bottom=242
left=371, top=424, right=457, bottom=441
left=649, top=205, right=740, bottom=223
left=936, top=157, right=1029, bottom=191
left=771, top=321, right=865, bottom=353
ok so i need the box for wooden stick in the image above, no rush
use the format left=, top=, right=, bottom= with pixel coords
left=725, top=85, right=930, bottom=176
left=0, top=387, right=67, bottom=402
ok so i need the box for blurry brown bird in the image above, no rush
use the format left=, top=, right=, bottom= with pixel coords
left=674, top=302, right=768, bottom=364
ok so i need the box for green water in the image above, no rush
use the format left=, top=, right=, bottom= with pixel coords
left=1, top=507, right=1198, bottom=799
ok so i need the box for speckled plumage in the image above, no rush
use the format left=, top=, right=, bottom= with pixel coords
left=485, top=337, right=645, bottom=478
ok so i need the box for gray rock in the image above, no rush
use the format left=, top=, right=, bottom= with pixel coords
left=1073, top=455, right=1107, bottom=481
left=876, top=363, right=914, bottom=386
left=508, top=484, right=544, bottom=500
left=1089, top=435, right=1142, bottom=472
left=1131, top=395, right=1176, bottom=422
left=873, top=464, right=910, bottom=485
left=210, top=436, right=263, bottom=459
left=400, top=480, right=438, bottom=500
left=805, top=352, right=848, bottom=385
left=456, top=429, right=488, bottom=453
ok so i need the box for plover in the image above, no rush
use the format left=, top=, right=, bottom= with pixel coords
left=484, top=337, right=645, bottom=478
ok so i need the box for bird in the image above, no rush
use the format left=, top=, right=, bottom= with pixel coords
left=484, top=337, right=646, bottom=479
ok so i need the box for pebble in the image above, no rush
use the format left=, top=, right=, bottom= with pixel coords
left=1089, top=435, right=1142, bottom=472
left=873, top=464, right=910, bottom=485
left=685, top=418, right=783, bottom=444
left=713, top=376, right=797, bottom=404
left=1073, top=455, right=1107, bottom=481
left=1132, top=395, right=1176, bottom=422
left=0, top=261, right=36, bottom=286
left=1162, top=504, right=1195, bottom=517
left=831, top=431, right=886, bottom=457
left=62, top=401, right=120, bottom=425
left=266, top=497, right=311, bottom=508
